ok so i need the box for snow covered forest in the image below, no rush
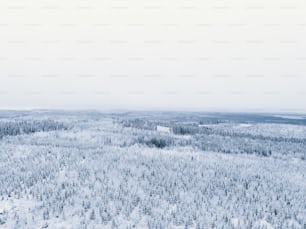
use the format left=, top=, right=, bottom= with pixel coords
left=0, top=111, right=305, bottom=229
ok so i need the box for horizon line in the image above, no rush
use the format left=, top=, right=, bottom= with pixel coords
left=0, top=107, right=306, bottom=115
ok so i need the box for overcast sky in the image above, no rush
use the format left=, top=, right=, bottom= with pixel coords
left=0, top=0, right=306, bottom=112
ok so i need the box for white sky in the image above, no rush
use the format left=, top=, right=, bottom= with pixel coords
left=0, top=0, right=306, bottom=112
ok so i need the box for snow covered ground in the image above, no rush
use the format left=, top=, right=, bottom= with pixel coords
left=0, top=112, right=305, bottom=228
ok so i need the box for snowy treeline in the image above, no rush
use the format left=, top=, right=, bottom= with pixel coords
left=121, top=118, right=306, bottom=159
left=0, top=112, right=305, bottom=228
left=0, top=119, right=67, bottom=138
